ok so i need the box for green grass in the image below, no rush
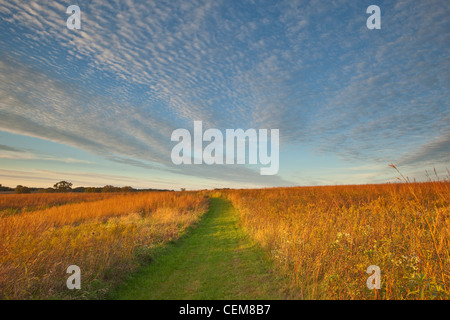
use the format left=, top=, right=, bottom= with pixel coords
left=107, top=197, right=299, bottom=300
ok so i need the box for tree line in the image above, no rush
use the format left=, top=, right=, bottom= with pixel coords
left=0, top=182, right=172, bottom=194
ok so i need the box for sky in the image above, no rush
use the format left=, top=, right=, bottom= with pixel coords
left=0, top=0, right=449, bottom=190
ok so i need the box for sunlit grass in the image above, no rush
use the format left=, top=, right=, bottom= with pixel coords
left=0, top=193, right=117, bottom=216
left=222, top=176, right=449, bottom=299
left=2, top=172, right=448, bottom=300
left=0, top=192, right=208, bottom=299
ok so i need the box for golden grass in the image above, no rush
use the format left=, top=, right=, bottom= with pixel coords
left=223, top=180, right=450, bottom=299
left=0, top=192, right=208, bottom=299
left=3, top=176, right=448, bottom=300
left=0, top=193, right=117, bottom=216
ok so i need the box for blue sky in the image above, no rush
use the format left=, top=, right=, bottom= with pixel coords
left=0, top=0, right=449, bottom=190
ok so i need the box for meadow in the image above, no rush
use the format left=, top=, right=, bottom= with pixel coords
left=0, top=191, right=208, bottom=299
left=0, top=193, right=118, bottom=216
left=1, top=175, right=448, bottom=300
left=222, top=178, right=450, bottom=299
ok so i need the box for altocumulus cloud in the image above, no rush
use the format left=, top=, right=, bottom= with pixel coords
left=0, top=0, right=449, bottom=186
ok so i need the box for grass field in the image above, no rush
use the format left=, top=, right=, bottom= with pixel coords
left=0, top=193, right=118, bottom=217
left=0, top=191, right=208, bottom=299
left=223, top=180, right=450, bottom=299
left=0, top=179, right=449, bottom=300
left=108, top=198, right=299, bottom=299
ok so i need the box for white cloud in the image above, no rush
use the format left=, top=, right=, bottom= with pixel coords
left=0, top=0, right=448, bottom=187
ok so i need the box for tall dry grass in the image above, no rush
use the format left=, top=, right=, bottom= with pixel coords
left=0, top=193, right=117, bottom=216
left=0, top=191, right=208, bottom=299
left=223, top=179, right=449, bottom=299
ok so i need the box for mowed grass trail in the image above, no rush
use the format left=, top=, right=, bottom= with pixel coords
left=109, top=197, right=299, bottom=299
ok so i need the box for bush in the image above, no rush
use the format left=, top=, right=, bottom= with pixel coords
left=14, top=185, right=31, bottom=194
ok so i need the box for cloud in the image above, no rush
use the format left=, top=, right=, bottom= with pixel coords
left=0, top=152, right=93, bottom=164
left=0, top=47, right=293, bottom=186
left=398, top=132, right=450, bottom=167
left=0, top=0, right=449, bottom=187
left=0, top=144, right=24, bottom=152
left=0, top=168, right=175, bottom=189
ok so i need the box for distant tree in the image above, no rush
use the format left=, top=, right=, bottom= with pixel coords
left=85, top=187, right=101, bottom=193
left=53, top=181, right=73, bottom=192
left=37, top=188, right=55, bottom=193
left=72, top=187, right=85, bottom=193
left=102, top=185, right=120, bottom=193
left=121, top=186, right=134, bottom=193
left=15, top=185, right=31, bottom=194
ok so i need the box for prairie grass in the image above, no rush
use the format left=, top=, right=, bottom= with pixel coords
left=223, top=178, right=450, bottom=299
left=0, top=192, right=208, bottom=299
left=0, top=193, right=117, bottom=216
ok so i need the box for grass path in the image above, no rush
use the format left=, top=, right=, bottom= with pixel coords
left=108, top=197, right=298, bottom=299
